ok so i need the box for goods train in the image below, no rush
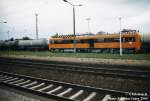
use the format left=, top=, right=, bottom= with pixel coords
left=0, top=29, right=150, bottom=53
left=0, top=39, right=48, bottom=51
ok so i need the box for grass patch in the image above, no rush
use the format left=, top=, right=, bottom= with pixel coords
left=0, top=51, right=150, bottom=60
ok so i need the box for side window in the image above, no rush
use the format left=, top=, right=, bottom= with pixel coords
left=70, top=40, right=73, bottom=43
left=104, top=38, right=121, bottom=42
left=50, top=40, right=74, bottom=44
left=80, top=39, right=88, bottom=43
left=63, top=40, right=67, bottom=43
left=54, top=40, right=63, bottom=44
left=104, top=38, right=112, bottom=42
left=63, top=40, right=73, bottom=44
left=113, top=38, right=120, bottom=42
left=104, top=38, right=108, bottom=42
left=76, top=40, right=81, bottom=43
left=95, top=38, right=104, bottom=42
left=50, top=40, right=54, bottom=44
left=80, top=40, right=84, bottom=43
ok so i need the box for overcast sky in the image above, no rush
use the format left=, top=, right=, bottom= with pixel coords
left=0, top=0, right=150, bottom=40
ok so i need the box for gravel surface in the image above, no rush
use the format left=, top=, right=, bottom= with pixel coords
left=0, top=55, right=149, bottom=101
left=0, top=64, right=149, bottom=93
left=1, top=55, right=150, bottom=67
left=0, top=86, right=56, bottom=101
left=0, top=87, right=40, bottom=101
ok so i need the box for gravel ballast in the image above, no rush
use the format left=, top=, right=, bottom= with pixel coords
left=1, top=55, right=150, bottom=67
left=0, top=87, right=40, bottom=101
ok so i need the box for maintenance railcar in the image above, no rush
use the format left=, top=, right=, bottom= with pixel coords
left=49, top=30, right=142, bottom=53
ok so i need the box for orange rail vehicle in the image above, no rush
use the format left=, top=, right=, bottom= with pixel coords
left=48, top=29, right=142, bottom=53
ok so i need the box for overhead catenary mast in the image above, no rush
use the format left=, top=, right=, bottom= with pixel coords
left=63, top=0, right=82, bottom=53
left=86, top=18, right=91, bottom=33
left=35, top=13, right=38, bottom=39
left=119, top=17, right=122, bottom=56
left=7, top=30, right=10, bottom=40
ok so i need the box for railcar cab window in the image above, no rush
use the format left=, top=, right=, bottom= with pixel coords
left=125, top=37, right=135, bottom=42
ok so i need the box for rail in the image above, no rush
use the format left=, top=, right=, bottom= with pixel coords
left=0, top=58, right=150, bottom=80
left=0, top=71, right=148, bottom=101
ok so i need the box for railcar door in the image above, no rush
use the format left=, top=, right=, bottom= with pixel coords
left=89, top=39, right=94, bottom=48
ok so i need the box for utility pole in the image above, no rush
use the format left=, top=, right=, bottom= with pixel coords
left=7, top=30, right=10, bottom=52
left=35, top=13, right=38, bottom=39
left=86, top=18, right=91, bottom=33
left=73, top=6, right=76, bottom=52
left=119, top=17, right=122, bottom=56
left=7, top=30, right=10, bottom=40
left=63, top=0, right=82, bottom=53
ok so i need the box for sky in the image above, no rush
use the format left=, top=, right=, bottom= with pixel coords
left=0, top=0, right=150, bottom=40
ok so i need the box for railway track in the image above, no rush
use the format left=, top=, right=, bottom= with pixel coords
left=0, top=57, right=150, bottom=80
left=0, top=71, right=148, bottom=101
